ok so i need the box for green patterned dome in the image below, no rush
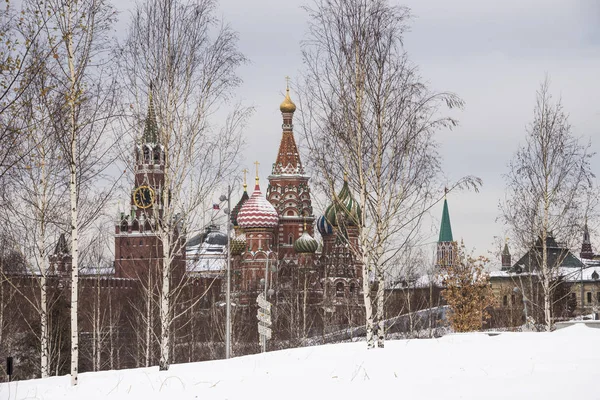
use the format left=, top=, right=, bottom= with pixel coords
left=294, top=230, right=318, bottom=254
left=230, top=233, right=246, bottom=255
left=324, top=179, right=361, bottom=227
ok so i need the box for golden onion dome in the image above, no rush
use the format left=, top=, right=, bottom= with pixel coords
left=280, top=86, right=296, bottom=113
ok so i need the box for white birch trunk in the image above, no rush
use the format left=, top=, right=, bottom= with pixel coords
left=36, top=207, right=50, bottom=378
left=376, top=268, right=385, bottom=348
left=159, top=233, right=171, bottom=371
left=361, top=260, right=375, bottom=348
left=66, top=4, right=79, bottom=383
left=40, top=274, right=49, bottom=377
left=145, top=271, right=152, bottom=367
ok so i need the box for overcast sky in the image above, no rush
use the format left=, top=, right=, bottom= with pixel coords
left=113, top=0, right=600, bottom=264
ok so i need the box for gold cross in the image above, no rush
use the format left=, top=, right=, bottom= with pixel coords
left=242, top=168, right=249, bottom=185
left=242, top=168, right=249, bottom=189
left=254, top=161, right=260, bottom=182
left=285, top=76, right=291, bottom=90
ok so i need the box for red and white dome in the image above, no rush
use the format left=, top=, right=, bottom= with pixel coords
left=237, top=181, right=279, bottom=229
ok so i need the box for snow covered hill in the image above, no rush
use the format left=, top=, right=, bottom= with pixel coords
left=2, top=324, right=599, bottom=400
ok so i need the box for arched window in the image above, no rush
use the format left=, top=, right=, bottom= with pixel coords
left=132, top=219, right=139, bottom=232
left=288, top=235, right=293, bottom=245
left=143, top=147, right=150, bottom=164
left=153, top=146, right=161, bottom=164
left=120, top=220, right=128, bottom=233
left=349, top=283, right=355, bottom=296
left=336, top=282, right=344, bottom=298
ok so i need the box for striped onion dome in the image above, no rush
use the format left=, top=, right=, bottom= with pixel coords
left=237, top=180, right=279, bottom=229
left=317, top=215, right=333, bottom=236
left=230, top=189, right=249, bottom=227
left=294, top=230, right=318, bottom=253
left=230, top=233, right=246, bottom=255
left=324, top=179, right=361, bottom=227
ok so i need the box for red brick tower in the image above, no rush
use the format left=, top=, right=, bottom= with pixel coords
left=267, top=83, right=314, bottom=260
left=114, top=86, right=184, bottom=280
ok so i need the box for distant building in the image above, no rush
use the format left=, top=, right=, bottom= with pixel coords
left=490, top=228, right=600, bottom=326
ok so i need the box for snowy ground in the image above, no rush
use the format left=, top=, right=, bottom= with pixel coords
left=2, top=324, right=600, bottom=400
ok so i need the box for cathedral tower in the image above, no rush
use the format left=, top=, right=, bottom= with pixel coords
left=267, top=82, right=314, bottom=259
left=436, top=193, right=457, bottom=267
left=235, top=164, right=279, bottom=303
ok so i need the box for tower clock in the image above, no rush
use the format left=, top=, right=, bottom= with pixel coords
left=133, top=185, right=155, bottom=209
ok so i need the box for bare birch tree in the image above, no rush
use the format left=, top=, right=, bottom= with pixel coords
left=299, top=0, right=479, bottom=348
left=0, top=32, right=75, bottom=377
left=12, top=0, right=119, bottom=385
left=500, top=78, right=595, bottom=331
left=118, top=0, right=248, bottom=370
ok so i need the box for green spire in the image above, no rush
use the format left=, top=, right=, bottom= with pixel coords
left=502, top=241, right=510, bottom=256
left=438, top=198, right=453, bottom=242
left=143, top=81, right=159, bottom=143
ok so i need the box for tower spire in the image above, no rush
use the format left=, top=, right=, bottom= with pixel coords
left=581, top=218, right=594, bottom=259
left=143, top=81, right=159, bottom=144
left=439, top=196, right=453, bottom=242
left=273, top=78, right=303, bottom=175
left=501, top=237, right=512, bottom=270
left=436, top=194, right=456, bottom=267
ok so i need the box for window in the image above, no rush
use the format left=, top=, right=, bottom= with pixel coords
left=597, top=292, right=600, bottom=303
left=143, top=147, right=150, bottom=163
left=587, top=292, right=592, bottom=304
left=288, top=235, right=293, bottom=245
left=336, top=282, right=344, bottom=298
left=511, top=294, right=515, bottom=305
left=503, top=295, right=508, bottom=306
left=349, top=283, right=355, bottom=296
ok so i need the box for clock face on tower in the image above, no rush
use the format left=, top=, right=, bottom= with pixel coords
left=133, top=185, right=155, bottom=209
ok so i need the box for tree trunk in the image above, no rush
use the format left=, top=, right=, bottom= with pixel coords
left=40, top=275, right=49, bottom=377
left=66, top=7, right=79, bottom=383
left=145, top=271, right=152, bottom=367
left=159, top=234, right=171, bottom=371
left=362, top=258, right=375, bottom=348
left=376, top=268, right=385, bottom=348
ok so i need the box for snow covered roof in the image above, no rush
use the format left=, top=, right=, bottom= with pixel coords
left=559, top=265, right=600, bottom=282
left=186, top=226, right=227, bottom=274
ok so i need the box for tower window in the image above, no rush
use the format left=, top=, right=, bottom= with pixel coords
left=503, top=295, right=508, bottom=306
left=153, top=146, right=161, bottom=164
left=349, top=283, right=355, bottom=295
left=288, top=235, right=293, bottom=245
left=336, top=282, right=344, bottom=298
left=143, top=147, right=150, bottom=164
left=587, top=292, right=592, bottom=304
left=121, top=221, right=128, bottom=233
